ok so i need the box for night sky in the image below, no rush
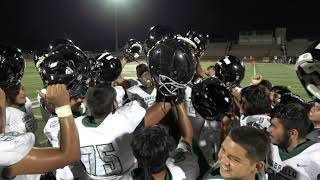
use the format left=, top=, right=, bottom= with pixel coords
left=0, top=0, right=318, bottom=51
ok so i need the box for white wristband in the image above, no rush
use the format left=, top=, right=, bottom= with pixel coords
left=55, top=105, right=73, bottom=118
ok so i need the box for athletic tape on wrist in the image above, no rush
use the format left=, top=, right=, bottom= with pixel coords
left=55, top=105, right=72, bottom=118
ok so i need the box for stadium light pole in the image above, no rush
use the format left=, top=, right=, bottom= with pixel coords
left=114, top=1, right=119, bottom=52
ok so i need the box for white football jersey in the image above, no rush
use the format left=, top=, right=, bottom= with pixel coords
left=43, top=116, right=60, bottom=148
left=0, top=132, right=41, bottom=180
left=166, top=142, right=200, bottom=180
left=267, top=141, right=320, bottom=180
left=240, top=114, right=271, bottom=129
left=184, top=86, right=196, bottom=118
left=5, top=97, right=37, bottom=133
left=114, top=86, right=125, bottom=107
left=127, top=85, right=156, bottom=108
left=75, top=101, right=146, bottom=179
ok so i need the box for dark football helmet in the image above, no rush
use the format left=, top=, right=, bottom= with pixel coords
left=145, top=24, right=175, bottom=54
left=0, top=43, right=25, bottom=89
left=214, top=55, right=245, bottom=86
left=123, top=39, right=142, bottom=62
left=33, top=49, right=49, bottom=85
left=49, top=38, right=75, bottom=51
left=185, top=30, right=210, bottom=53
left=295, top=40, right=320, bottom=102
left=91, top=52, right=122, bottom=85
left=38, top=44, right=90, bottom=98
left=147, top=38, right=197, bottom=96
left=191, top=77, right=233, bottom=121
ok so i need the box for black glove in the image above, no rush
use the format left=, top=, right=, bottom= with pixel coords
left=123, top=39, right=142, bottom=62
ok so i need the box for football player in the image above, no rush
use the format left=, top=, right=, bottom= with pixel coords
left=126, top=63, right=156, bottom=109
left=39, top=44, right=90, bottom=179
left=267, top=103, right=320, bottom=179
left=131, top=103, right=200, bottom=180
left=0, top=44, right=80, bottom=178
left=52, top=85, right=172, bottom=179
left=307, top=101, right=320, bottom=142
left=204, top=126, right=269, bottom=180
left=239, top=85, right=272, bottom=131
left=0, top=44, right=38, bottom=136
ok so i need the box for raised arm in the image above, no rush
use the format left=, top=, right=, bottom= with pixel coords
left=144, top=102, right=171, bottom=127
left=0, top=88, right=5, bottom=134
left=175, top=102, right=193, bottom=145
left=3, top=84, right=80, bottom=177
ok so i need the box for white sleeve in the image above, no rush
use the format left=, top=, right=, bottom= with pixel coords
left=43, top=117, right=61, bottom=147
left=114, top=86, right=125, bottom=106
left=24, top=97, right=33, bottom=113
left=55, top=166, right=74, bottom=180
left=0, top=132, right=35, bottom=166
left=114, top=101, right=146, bottom=132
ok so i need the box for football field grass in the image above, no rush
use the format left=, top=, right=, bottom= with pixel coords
left=22, top=60, right=310, bottom=146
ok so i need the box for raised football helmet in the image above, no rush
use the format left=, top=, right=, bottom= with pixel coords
left=191, top=77, right=233, bottom=121
left=49, top=38, right=75, bottom=51
left=123, top=39, right=142, bottom=62
left=145, top=24, right=175, bottom=54
left=39, top=44, right=90, bottom=98
left=147, top=38, right=197, bottom=96
left=91, top=52, right=122, bottom=85
left=185, top=30, right=210, bottom=53
left=0, top=43, right=25, bottom=89
left=295, top=40, right=320, bottom=102
left=214, top=55, right=245, bottom=86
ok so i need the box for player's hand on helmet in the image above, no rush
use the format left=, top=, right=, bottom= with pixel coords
left=251, top=75, right=263, bottom=85
left=156, top=88, right=185, bottom=105
left=39, top=84, right=70, bottom=108
left=123, top=39, right=142, bottom=62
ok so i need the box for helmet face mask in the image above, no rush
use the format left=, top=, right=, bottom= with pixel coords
left=295, top=41, right=320, bottom=102
left=147, top=39, right=197, bottom=96
left=0, top=44, right=25, bottom=89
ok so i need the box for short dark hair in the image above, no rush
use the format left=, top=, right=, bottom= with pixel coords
left=228, top=126, right=270, bottom=163
left=207, top=65, right=215, bottom=71
left=136, top=64, right=149, bottom=78
left=85, top=86, right=116, bottom=119
left=271, top=85, right=291, bottom=95
left=258, top=79, right=272, bottom=91
left=240, top=85, right=272, bottom=116
left=131, top=125, right=170, bottom=175
left=4, top=83, right=21, bottom=106
left=270, top=103, right=311, bottom=139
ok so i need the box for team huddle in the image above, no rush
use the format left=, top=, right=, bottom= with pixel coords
left=0, top=24, right=320, bottom=180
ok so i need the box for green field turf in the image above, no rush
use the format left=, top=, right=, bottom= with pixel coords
left=21, top=60, right=310, bottom=146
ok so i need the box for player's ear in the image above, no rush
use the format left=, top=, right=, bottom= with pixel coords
left=253, top=161, right=265, bottom=173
